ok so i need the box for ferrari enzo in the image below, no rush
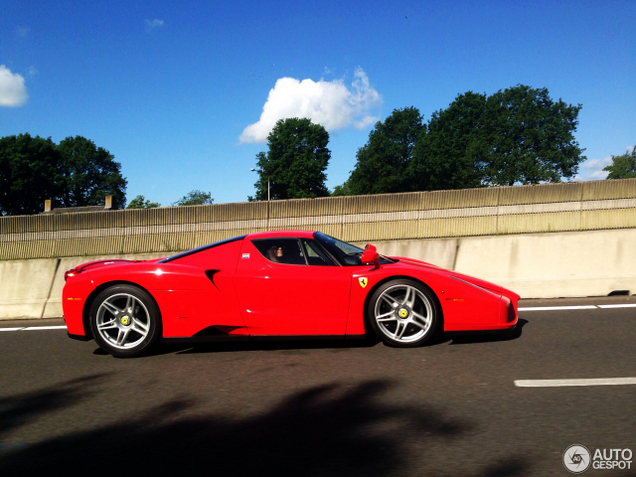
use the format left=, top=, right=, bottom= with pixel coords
left=63, top=230, right=519, bottom=357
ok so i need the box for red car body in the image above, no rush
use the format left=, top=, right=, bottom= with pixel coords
left=63, top=230, right=519, bottom=356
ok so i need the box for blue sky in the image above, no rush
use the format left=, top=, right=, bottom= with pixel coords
left=2, top=0, right=635, bottom=207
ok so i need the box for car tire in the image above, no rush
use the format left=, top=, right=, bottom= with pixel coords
left=367, top=279, right=438, bottom=348
left=89, top=284, right=161, bottom=358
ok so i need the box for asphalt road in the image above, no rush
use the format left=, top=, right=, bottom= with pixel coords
left=0, top=297, right=634, bottom=476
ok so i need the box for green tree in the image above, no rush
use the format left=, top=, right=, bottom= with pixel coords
left=0, top=134, right=127, bottom=215
left=481, top=85, right=585, bottom=185
left=338, top=107, right=425, bottom=195
left=57, top=136, right=127, bottom=207
left=410, top=93, right=488, bottom=191
left=0, top=133, right=62, bottom=215
left=409, top=85, right=585, bottom=191
left=603, top=146, right=636, bottom=179
left=172, top=190, right=213, bottom=206
left=252, top=117, right=330, bottom=200
left=126, top=195, right=160, bottom=209
left=331, top=182, right=354, bottom=197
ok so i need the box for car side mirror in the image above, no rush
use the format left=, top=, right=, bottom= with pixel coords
left=361, top=244, right=381, bottom=269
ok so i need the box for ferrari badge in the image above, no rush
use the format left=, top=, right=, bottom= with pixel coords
left=358, top=277, right=368, bottom=288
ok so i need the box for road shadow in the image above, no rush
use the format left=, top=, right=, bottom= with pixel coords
left=0, top=374, right=108, bottom=436
left=0, top=377, right=531, bottom=476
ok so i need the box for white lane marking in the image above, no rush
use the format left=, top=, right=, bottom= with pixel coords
left=597, top=304, right=636, bottom=309
left=2, top=303, right=633, bottom=332
left=515, top=377, right=636, bottom=388
left=519, top=305, right=598, bottom=311
left=23, top=325, right=67, bottom=331
left=0, top=325, right=66, bottom=332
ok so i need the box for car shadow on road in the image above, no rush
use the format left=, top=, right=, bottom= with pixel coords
left=0, top=377, right=531, bottom=476
left=143, top=336, right=379, bottom=357
left=91, top=322, right=527, bottom=357
left=443, top=318, right=528, bottom=346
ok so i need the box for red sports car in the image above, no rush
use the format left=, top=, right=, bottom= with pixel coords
left=63, top=230, right=519, bottom=357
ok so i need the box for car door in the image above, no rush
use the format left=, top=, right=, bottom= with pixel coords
left=233, top=237, right=352, bottom=336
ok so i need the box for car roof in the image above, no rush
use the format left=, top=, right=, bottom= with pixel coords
left=245, top=230, right=316, bottom=240
left=160, top=231, right=320, bottom=263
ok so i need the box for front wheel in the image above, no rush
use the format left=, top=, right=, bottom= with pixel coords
left=89, top=285, right=161, bottom=358
left=367, top=279, right=439, bottom=347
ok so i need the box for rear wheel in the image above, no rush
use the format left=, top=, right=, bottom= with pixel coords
left=367, top=279, right=438, bottom=347
left=89, top=285, right=161, bottom=358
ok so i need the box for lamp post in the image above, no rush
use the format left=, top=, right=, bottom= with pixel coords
left=250, top=168, right=270, bottom=201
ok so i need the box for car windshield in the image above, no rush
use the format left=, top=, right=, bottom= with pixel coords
left=314, top=232, right=396, bottom=266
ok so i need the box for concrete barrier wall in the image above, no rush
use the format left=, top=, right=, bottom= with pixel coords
left=4, top=179, right=636, bottom=260
left=374, top=229, right=636, bottom=298
left=0, top=252, right=164, bottom=321
left=2, top=228, right=634, bottom=320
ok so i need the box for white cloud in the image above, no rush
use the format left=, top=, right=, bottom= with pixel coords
left=145, top=18, right=165, bottom=31
left=16, top=26, right=30, bottom=38
left=587, top=169, right=610, bottom=180
left=574, top=146, right=636, bottom=182
left=582, top=157, right=612, bottom=170
left=239, top=67, right=382, bottom=144
left=574, top=156, right=612, bottom=181
left=0, top=65, right=28, bottom=107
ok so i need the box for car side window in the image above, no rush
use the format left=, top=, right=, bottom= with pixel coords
left=301, top=239, right=336, bottom=266
left=252, top=239, right=306, bottom=265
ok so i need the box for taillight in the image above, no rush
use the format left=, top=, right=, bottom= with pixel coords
left=64, top=268, right=81, bottom=281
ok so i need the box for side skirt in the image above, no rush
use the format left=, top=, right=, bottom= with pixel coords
left=443, top=321, right=518, bottom=339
